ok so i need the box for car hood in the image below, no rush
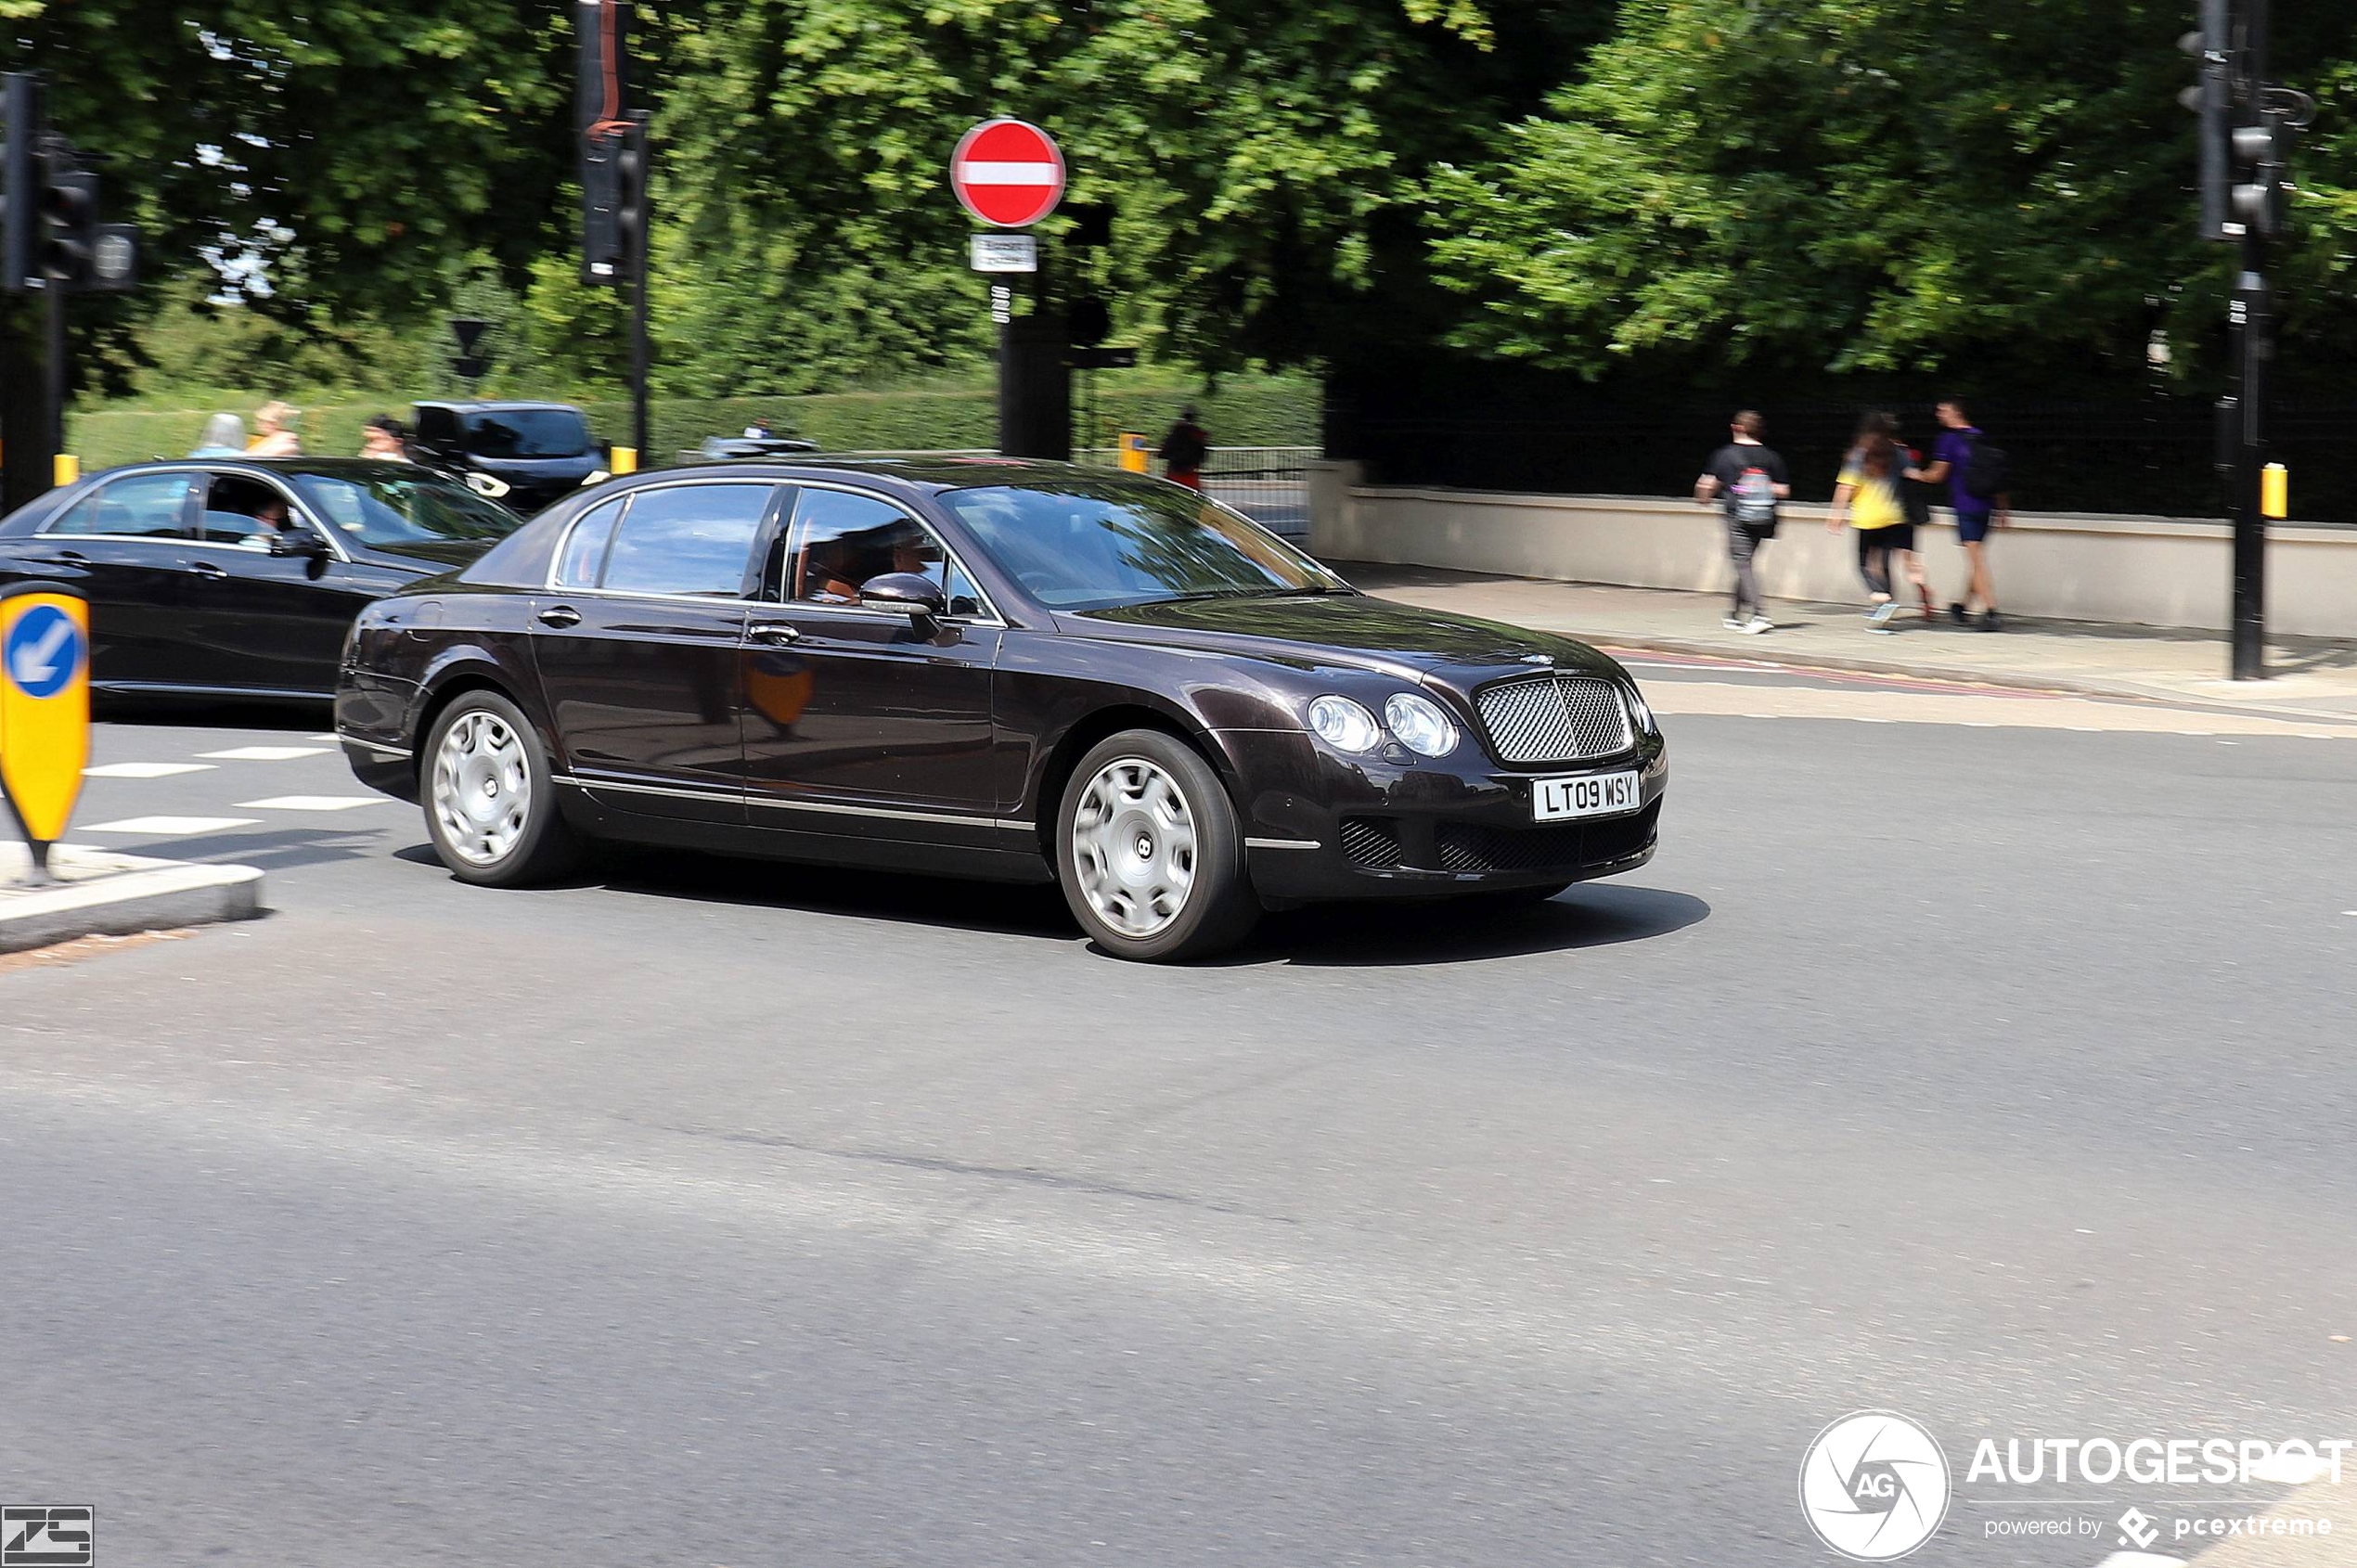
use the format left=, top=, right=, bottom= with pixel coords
left=1059, top=593, right=1629, bottom=686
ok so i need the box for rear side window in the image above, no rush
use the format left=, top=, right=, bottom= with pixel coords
left=552, top=498, right=625, bottom=588
left=45, top=472, right=194, bottom=538
left=598, top=482, right=775, bottom=597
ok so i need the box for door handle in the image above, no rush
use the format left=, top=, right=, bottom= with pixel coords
left=51, top=549, right=88, bottom=564
left=746, top=621, right=801, bottom=646
left=187, top=559, right=228, bottom=579
left=537, top=605, right=583, bottom=629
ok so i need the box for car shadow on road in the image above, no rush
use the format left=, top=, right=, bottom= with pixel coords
left=415, top=837, right=1710, bottom=965
left=93, top=696, right=334, bottom=733
left=1230, top=883, right=1711, bottom=968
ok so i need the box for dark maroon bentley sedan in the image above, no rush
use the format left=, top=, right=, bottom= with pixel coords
left=336, top=458, right=1667, bottom=960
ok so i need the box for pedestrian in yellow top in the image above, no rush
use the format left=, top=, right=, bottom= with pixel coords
left=1826, top=412, right=1923, bottom=634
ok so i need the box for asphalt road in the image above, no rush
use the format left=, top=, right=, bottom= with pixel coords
left=5, top=662, right=2355, bottom=1567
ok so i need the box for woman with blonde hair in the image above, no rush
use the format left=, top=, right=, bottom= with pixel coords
left=249, top=400, right=303, bottom=456
left=1826, top=411, right=1926, bottom=633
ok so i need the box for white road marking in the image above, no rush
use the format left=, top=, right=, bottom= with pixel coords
left=199, top=745, right=332, bottom=761
left=234, top=795, right=390, bottom=812
left=80, top=816, right=261, bottom=835
left=83, top=762, right=215, bottom=779
left=308, top=732, right=340, bottom=741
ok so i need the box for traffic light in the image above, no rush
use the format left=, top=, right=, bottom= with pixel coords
left=2179, top=0, right=2232, bottom=241
left=37, top=161, right=97, bottom=285
left=2228, top=106, right=2297, bottom=238
left=2, top=72, right=36, bottom=290
left=580, top=120, right=648, bottom=286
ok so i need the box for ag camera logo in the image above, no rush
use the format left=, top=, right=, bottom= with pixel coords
left=1799, top=1410, right=1952, bottom=1561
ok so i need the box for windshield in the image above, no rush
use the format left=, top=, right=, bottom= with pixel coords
left=293, top=470, right=525, bottom=549
left=461, top=408, right=590, bottom=458
left=939, top=480, right=1347, bottom=610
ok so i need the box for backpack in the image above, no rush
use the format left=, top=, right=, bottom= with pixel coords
left=1958, top=432, right=2010, bottom=503
left=1731, top=463, right=1780, bottom=527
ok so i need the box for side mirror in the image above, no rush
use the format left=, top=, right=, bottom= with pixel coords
left=858, top=572, right=948, bottom=622
left=268, top=526, right=329, bottom=559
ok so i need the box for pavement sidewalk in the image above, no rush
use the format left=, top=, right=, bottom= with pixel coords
left=1343, top=561, right=2357, bottom=726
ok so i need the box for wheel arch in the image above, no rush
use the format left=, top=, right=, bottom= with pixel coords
left=1031, top=702, right=1238, bottom=869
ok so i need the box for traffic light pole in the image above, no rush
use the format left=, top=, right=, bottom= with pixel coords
left=42, top=274, right=63, bottom=468
left=2227, top=0, right=2270, bottom=681
left=628, top=119, right=650, bottom=464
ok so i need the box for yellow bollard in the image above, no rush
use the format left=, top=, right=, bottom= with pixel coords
left=2260, top=462, right=2287, bottom=521
left=610, top=445, right=638, bottom=475
left=1117, top=433, right=1149, bottom=473
left=53, top=454, right=80, bottom=486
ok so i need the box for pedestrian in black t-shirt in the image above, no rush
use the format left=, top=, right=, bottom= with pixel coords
left=1694, top=409, right=1791, bottom=634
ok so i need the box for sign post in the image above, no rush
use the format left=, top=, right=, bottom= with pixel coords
left=0, top=585, right=90, bottom=883
left=953, top=119, right=1070, bottom=460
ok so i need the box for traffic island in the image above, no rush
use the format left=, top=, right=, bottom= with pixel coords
left=0, top=842, right=264, bottom=955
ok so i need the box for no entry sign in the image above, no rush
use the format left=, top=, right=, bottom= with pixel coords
left=951, top=119, right=1065, bottom=228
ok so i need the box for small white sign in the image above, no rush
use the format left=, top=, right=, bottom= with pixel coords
left=969, top=233, right=1037, bottom=274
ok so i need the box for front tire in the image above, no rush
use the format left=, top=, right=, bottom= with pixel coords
left=421, top=689, right=583, bottom=886
left=1056, top=728, right=1258, bottom=962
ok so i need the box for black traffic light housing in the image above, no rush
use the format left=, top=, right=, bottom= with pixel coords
left=38, top=162, right=97, bottom=285
left=580, top=118, right=648, bottom=287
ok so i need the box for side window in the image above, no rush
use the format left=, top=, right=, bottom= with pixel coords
left=415, top=406, right=459, bottom=446
left=946, top=559, right=985, bottom=618
left=599, top=482, right=774, bottom=597
left=552, top=497, right=625, bottom=588
left=786, top=489, right=947, bottom=606
left=45, top=472, right=194, bottom=538
left=200, top=475, right=299, bottom=546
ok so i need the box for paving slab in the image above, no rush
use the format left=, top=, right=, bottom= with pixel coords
left=1341, top=561, right=2357, bottom=726
left=0, top=840, right=265, bottom=954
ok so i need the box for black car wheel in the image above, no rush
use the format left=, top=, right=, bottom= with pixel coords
left=422, top=689, right=583, bottom=886
left=1056, top=728, right=1258, bottom=962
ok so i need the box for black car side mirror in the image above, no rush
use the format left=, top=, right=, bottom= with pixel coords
left=268, top=527, right=329, bottom=559
left=859, top=572, right=948, bottom=623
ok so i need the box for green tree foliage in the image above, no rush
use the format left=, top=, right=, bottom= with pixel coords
left=534, top=0, right=1605, bottom=395
left=0, top=0, right=575, bottom=320
left=1423, top=0, right=2357, bottom=385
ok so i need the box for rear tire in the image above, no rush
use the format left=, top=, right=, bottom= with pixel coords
left=1055, top=728, right=1259, bottom=962
left=420, top=689, right=584, bottom=887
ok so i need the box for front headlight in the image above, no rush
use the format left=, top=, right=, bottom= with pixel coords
left=1624, top=683, right=1655, bottom=733
left=1384, top=692, right=1459, bottom=758
left=1307, top=695, right=1382, bottom=752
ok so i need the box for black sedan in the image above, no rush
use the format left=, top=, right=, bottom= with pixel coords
left=336, top=458, right=1667, bottom=960
left=0, top=458, right=525, bottom=700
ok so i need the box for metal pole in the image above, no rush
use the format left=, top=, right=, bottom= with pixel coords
left=42, top=276, right=64, bottom=482
left=629, top=122, right=650, bottom=464
left=2228, top=0, right=2270, bottom=680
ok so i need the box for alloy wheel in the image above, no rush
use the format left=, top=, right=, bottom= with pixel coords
left=1070, top=755, right=1198, bottom=938
left=431, top=709, right=533, bottom=868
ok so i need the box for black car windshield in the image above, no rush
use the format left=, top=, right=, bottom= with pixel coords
left=940, top=480, right=1347, bottom=610
left=462, top=408, right=590, bottom=458
left=292, top=469, right=523, bottom=550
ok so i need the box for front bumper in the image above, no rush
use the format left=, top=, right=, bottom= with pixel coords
left=1212, top=728, right=1668, bottom=903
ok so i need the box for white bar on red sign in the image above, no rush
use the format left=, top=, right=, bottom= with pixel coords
left=955, top=161, right=1060, bottom=186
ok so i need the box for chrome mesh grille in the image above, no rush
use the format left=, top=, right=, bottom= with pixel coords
left=1475, top=675, right=1634, bottom=765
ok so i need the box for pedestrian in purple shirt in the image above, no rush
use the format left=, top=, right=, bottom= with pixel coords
left=1908, top=398, right=2010, bottom=631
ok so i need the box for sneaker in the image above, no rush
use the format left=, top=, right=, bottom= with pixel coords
left=1980, top=609, right=2003, bottom=633
left=1723, top=617, right=1745, bottom=631
left=1948, top=601, right=1969, bottom=626
left=1867, top=600, right=1897, bottom=627
left=1743, top=615, right=1773, bottom=636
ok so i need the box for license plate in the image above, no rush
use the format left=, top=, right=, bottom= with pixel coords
left=1533, top=770, right=1641, bottom=822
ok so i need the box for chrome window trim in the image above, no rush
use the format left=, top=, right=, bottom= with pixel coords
left=557, top=770, right=1028, bottom=831
left=774, top=478, right=1008, bottom=628
left=543, top=477, right=786, bottom=597
left=34, top=468, right=205, bottom=544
